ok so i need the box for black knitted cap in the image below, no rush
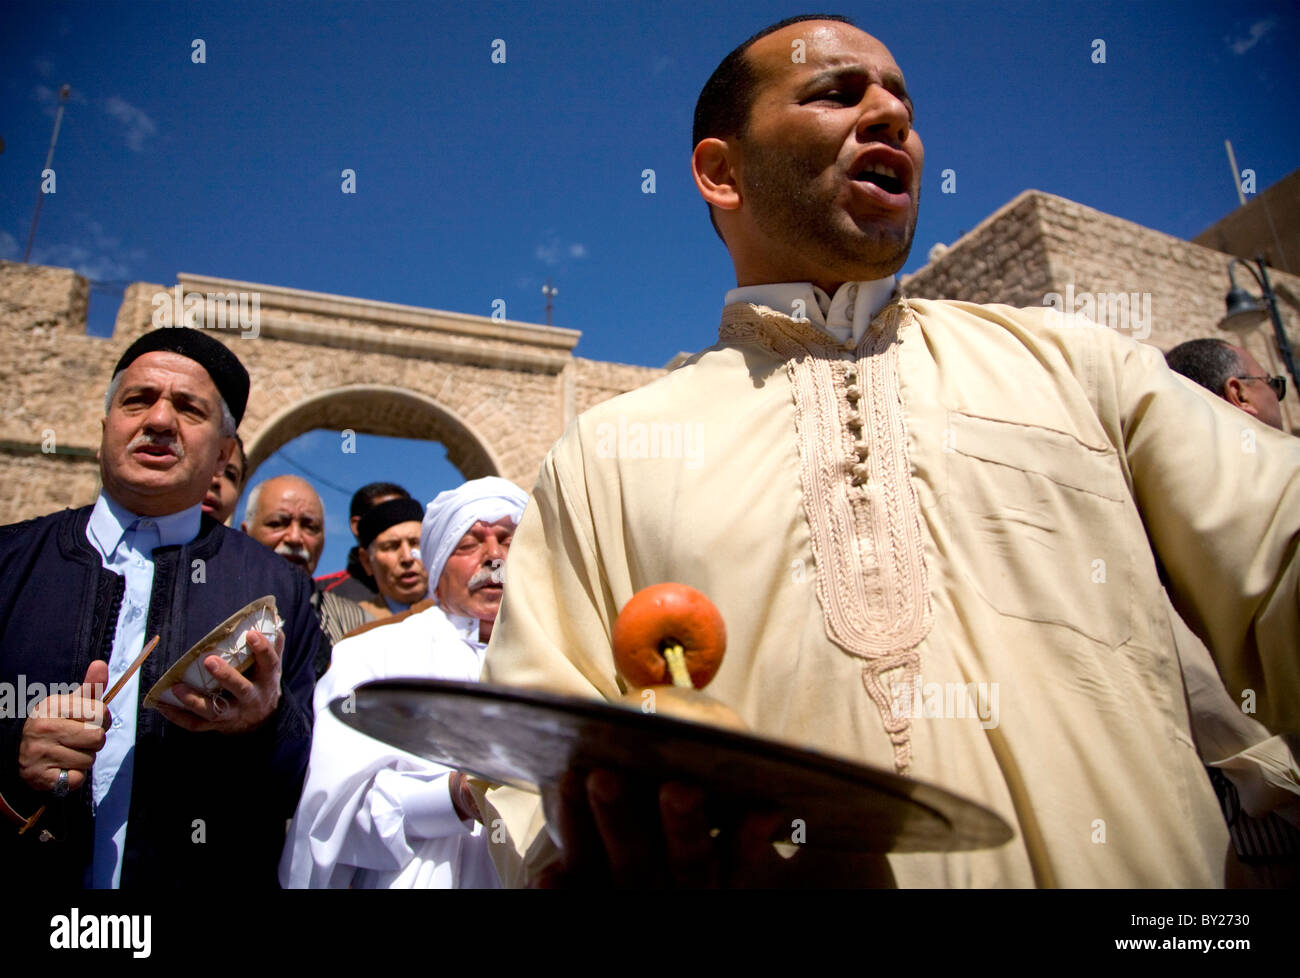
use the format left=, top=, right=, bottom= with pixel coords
left=111, top=327, right=250, bottom=425
left=358, top=497, right=426, bottom=549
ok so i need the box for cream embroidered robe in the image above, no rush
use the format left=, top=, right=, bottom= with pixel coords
left=477, top=298, right=1300, bottom=887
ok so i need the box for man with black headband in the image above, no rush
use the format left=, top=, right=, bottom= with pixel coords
left=0, top=326, right=321, bottom=888
left=353, top=497, right=429, bottom=622
left=316, top=482, right=414, bottom=604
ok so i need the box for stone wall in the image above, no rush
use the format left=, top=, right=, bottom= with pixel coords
left=1194, top=168, right=1299, bottom=275
left=901, top=192, right=1057, bottom=307
left=0, top=262, right=108, bottom=519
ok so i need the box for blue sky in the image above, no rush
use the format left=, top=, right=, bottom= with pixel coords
left=3, top=0, right=1297, bottom=574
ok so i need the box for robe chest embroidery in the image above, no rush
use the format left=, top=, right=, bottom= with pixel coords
left=719, top=302, right=933, bottom=772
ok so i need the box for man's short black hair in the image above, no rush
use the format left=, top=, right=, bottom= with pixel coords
left=692, top=14, right=854, bottom=240
left=1165, top=338, right=1243, bottom=399
left=350, top=481, right=411, bottom=520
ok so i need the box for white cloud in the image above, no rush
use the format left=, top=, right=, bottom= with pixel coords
left=33, top=57, right=54, bottom=78
left=0, top=231, right=19, bottom=260
left=103, top=95, right=157, bottom=152
left=32, top=83, right=62, bottom=118
left=535, top=235, right=589, bottom=266
left=1228, top=18, right=1276, bottom=55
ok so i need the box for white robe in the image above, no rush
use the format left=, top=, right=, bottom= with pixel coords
left=279, top=605, right=499, bottom=888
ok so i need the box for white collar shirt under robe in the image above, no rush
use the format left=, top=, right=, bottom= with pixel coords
left=726, top=277, right=896, bottom=349
left=279, top=604, right=498, bottom=888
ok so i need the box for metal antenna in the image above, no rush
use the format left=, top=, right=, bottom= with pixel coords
left=24, top=84, right=71, bottom=262
left=1224, top=139, right=1247, bottom=209
left=542, top=278, right=558, bottom=326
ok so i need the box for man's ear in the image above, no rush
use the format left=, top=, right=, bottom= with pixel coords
left=350, top=515, right=362, bottom=538
left=1223, top=377, right=1242, bottom=406
left=357, top=546, right=373, bottom=576
left=214, top=436, right=235, bottom=476
left=239, top=521, right=249, bottom=534
left=692, top=137, right=742, bottom=214
left=1227, top=377, right=1258, bottom=418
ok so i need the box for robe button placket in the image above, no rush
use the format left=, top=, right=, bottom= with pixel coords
left=843, top=357, right=866, bottom=484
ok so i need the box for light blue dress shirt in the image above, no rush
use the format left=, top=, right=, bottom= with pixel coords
left=382, top=594, right=410, bottom=615
left=84, top=492, right=201, bottom=888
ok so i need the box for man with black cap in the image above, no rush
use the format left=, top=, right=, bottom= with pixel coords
left=353, top=496, right=429, bottom=623
left=0, top=326, right=322, bottom=888
left=316, top=482, right=413, bottom=604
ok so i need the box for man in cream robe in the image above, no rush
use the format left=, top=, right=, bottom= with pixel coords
left=280, top=477, right=527, bottom=888
left=474, top=18, right=1300, bottom=888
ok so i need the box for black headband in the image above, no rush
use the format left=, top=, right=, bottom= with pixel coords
left=358, top=497, right=425, bottom=549
left=112, top=328, right=250, bottom=425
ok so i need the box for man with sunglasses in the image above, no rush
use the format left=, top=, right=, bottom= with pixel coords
left=1167, top=338, right=1288, bottom=432
left=1165, top=336, right=1299, bottom=886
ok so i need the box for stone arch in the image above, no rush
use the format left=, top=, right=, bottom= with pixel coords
left=243, top=384, right=503, bottom=485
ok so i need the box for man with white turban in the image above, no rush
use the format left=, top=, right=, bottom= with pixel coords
left=278, top=476, right=529, bottom=888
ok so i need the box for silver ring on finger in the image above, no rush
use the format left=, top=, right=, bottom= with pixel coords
left=53, top=769, right=70, bottom=798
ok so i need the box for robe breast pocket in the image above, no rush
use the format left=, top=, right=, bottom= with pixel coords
left=944, top=411, right=1134, bottom=648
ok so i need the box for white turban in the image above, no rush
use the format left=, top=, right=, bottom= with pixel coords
left=420, top=476, right=529, bottom=596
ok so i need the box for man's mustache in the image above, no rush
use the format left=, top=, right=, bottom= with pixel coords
left=468, top=560, right=506, bottom=592
left=275, top=541, right=311, bottom=564
left=128, top=431, right=185, bottom=458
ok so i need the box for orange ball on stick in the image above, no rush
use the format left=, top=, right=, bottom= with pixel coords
left=612, top=583, right=727, bottom=690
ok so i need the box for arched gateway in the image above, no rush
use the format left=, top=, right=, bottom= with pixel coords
left=247, top=385, right=504, bottom=484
